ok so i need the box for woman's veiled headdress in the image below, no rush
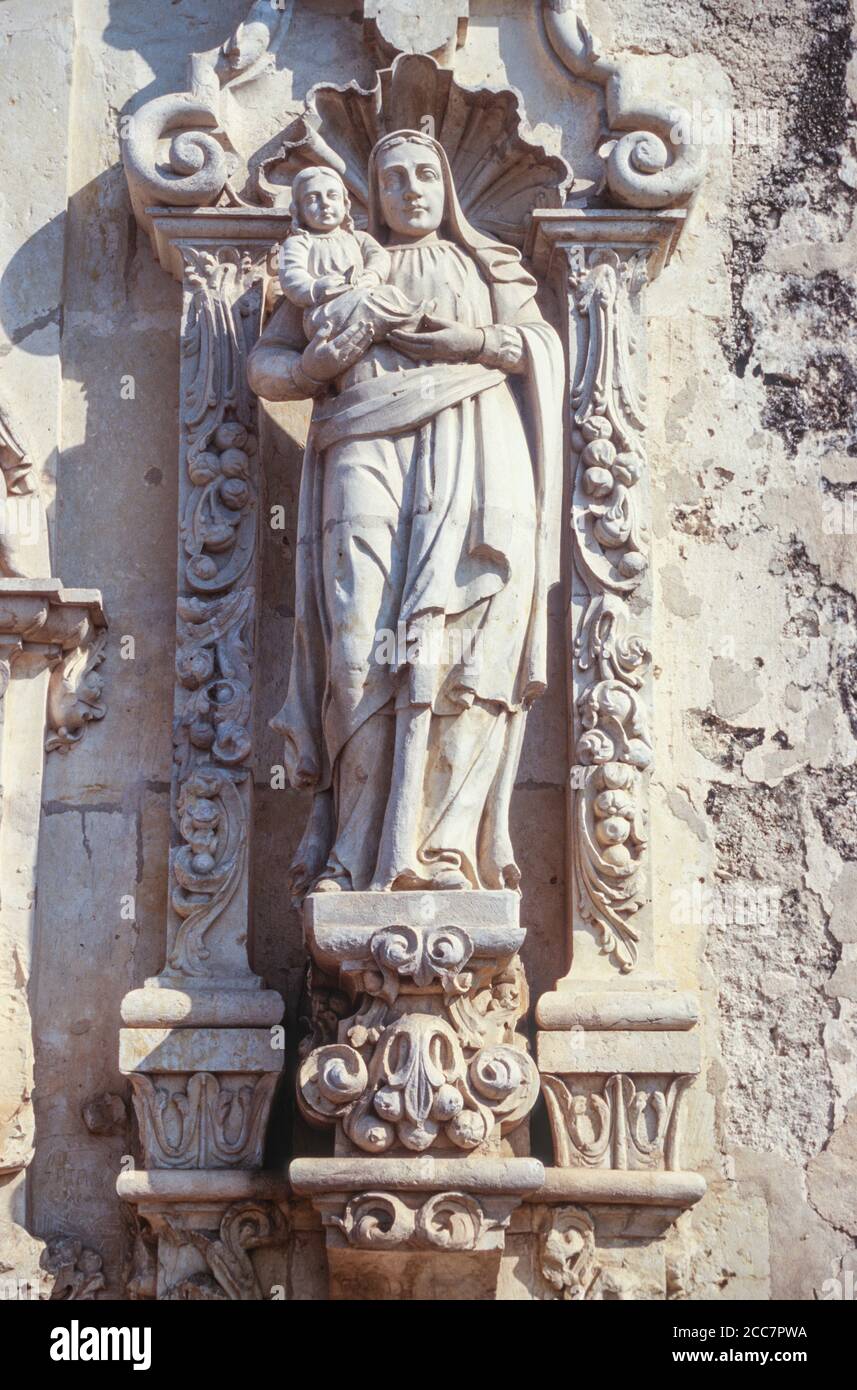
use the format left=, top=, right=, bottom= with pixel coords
left=366, top=131, right=538, bottom=311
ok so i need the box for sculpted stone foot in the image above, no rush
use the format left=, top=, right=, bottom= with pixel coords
left=315, top=876, right=347, bottom=893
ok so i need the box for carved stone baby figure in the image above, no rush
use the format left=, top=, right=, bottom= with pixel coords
left=278, top=165, right=424, bottom=344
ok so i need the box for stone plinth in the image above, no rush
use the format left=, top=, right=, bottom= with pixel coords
left=294, top=891, right=542, bottom=1296
left=291, top=1155, right=543, bottom=1300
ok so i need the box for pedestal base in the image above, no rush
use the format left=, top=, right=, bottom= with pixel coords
left=291, top=1156, right=543, bottom=1300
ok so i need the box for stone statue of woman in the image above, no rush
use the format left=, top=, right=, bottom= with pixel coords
left=248, top=130, right=563, bottom=896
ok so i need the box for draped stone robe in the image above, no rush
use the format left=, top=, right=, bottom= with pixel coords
left=249, top=232, right=563, bottom=896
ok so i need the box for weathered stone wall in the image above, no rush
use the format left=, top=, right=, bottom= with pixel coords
left=0, top=0, right=854, bottom=1300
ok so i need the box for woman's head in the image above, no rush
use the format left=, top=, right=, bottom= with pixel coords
left=367, top=129, right=538, bottom=312
left=290, top=166, right=353, bottom=233
left=370, top=133, right=446, bottom=240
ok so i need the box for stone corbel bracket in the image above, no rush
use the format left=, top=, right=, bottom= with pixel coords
left=116, top=1170, right=290, bottom=1300
left=294, top=892, right=544, bottom=1297
left=0, top=579, right=107, bottom=753
left=541, top=0, right=706, bottom=208
left=291, top=1156, right=543, bottom=1300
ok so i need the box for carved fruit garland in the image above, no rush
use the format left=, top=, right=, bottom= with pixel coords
left=570, top=248, right=652, bottom=974
left=169, top=246, right=261, bottom=977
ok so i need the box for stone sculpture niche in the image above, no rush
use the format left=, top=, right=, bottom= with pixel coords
left=116, top=0, right=707, bottom=1301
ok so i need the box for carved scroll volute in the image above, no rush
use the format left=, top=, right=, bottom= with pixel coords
left=162, top=240, right=267, bottom=987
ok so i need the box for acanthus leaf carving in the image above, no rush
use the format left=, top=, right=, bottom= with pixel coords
left=539, top=1205, right=600, bottom=1300
left=541, top=1072, right=693, bottom=1170
left=167, top=764, right=247, bottom=977
left=569, top=246, right=652, bottom=974
left=129, top=1071, right=278, bottom=1169
left=163, top=240, right=266, bottom=981
left=45, top=627, right=107, bottom=754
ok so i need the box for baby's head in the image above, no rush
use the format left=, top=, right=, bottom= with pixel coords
left=290, top=167, right=353, bottom=233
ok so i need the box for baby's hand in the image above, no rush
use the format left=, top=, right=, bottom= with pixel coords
left=314, top=273, right=348, bottom=303
left=355, top=270, right=383, bottom=290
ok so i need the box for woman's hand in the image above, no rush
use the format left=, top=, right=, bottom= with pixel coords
left=388, top=314, right=484, bottom=364
left=301, top=319, right=374, bottom=383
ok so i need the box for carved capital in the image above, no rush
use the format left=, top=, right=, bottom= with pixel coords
left=128, top=1071, right=278, bottom=1171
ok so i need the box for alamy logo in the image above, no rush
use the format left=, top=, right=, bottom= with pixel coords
left=50, top=1320, right=152, bottom=1371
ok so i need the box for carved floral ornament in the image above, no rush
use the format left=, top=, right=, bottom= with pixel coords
left=569, top=246, right=653, bottom=973
left=161, top=1201, right=288, bottom=1301
left=542, top=1072, right=693, bottom=1171
left=161, top=241, right=266, bottom=981
left=327, top=1190, right=509, bottom=1252
left=129, top=1071, right=277, bottom=1170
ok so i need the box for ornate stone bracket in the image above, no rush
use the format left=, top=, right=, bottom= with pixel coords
left=293, top=892, right=544, bottom=1296
left=117, top=1172, right=289, bottom=1300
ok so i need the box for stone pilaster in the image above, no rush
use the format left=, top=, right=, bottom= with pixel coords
left=0, top=580, right=106, bottom=1294
left=117, top=213, right=289, bottom=1290
left=528, top=210, right=704, bottom=1229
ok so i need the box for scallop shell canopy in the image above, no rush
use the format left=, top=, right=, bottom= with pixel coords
left=255, top=53, right=572, bottom=248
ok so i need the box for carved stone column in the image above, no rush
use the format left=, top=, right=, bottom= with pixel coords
left=117, top=212, right=288, bottom=1292
left=529, top=210, right=705, bottom=1231
left=291, top=891, right=544, bottom=1298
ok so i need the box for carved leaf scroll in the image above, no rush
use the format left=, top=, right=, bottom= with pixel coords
left=542, top=0, right=706, bottom=209
left=570, top=248, right=652, bottom=973
left=166, top=244, right=264, bottom=978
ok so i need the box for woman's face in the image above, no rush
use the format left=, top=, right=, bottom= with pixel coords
left=376, top=140, right=445, bottom=239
